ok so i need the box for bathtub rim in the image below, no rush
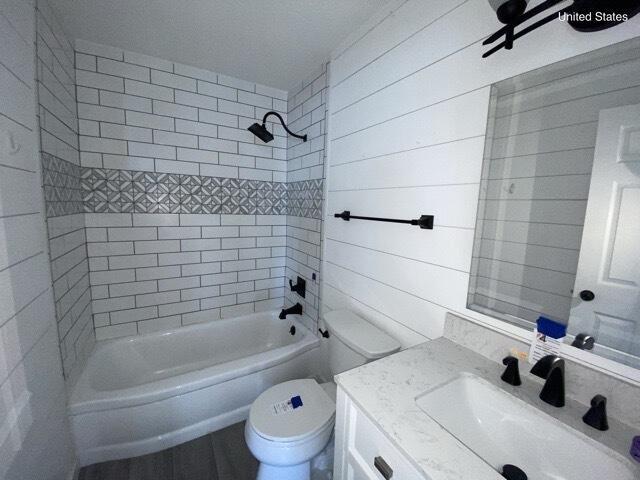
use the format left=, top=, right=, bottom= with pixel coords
left=69, top=311, right=318, bottom=416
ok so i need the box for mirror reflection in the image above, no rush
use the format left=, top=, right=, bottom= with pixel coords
left=468, top=37, right=640, bottom=369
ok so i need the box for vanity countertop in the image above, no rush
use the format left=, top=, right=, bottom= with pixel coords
left=334, top=337, right=640, bottom=480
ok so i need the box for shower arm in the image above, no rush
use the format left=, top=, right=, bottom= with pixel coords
left=262, top=111, right=307, bottom=142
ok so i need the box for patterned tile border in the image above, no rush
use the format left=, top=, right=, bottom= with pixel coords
left=287, top=179, right=323, bottom=219
left=41, top=158, right=323, bottom=219
left=42, top=153, right=84, bottom=217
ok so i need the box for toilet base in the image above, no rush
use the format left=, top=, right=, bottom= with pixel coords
left=257, top=461, right=310, bottom=480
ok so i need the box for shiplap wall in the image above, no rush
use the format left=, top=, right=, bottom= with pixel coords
left=469, top=45, right=640, bottom=326
left=0, top=0, right=76, bottom=478
left=36, top=0, right=95, bottom=383
left=322, top=0, right=640, bottom=347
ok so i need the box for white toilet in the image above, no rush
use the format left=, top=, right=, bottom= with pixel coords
left=244, top=310, right=401, bottom=480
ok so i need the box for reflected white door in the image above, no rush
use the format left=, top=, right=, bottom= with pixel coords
left=570, top=104, right=640, bottom=359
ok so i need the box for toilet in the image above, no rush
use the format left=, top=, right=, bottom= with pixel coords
left=244, top=310, right=401, bottom=480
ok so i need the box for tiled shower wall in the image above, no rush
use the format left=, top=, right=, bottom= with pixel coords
left=74, top=40, right=292, bottom=339
left=37, top=0, right=94, bottom=382
left=284, top=64, right=328, bottom=333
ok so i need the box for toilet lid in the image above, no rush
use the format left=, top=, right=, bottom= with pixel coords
left=249, top=379, right=336, bottom=443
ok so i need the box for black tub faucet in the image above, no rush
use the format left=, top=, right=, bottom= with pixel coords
left=279, top=303, right=302, bottom=319
left=530, top=355, right=565, bottom=407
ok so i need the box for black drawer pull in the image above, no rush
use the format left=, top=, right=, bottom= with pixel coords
left=374, top=456, right=393, bottom=479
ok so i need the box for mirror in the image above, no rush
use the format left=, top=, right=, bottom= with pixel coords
left=468, top=37, right=640, bottom=369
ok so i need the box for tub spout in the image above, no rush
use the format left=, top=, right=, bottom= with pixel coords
left=279, top=303, right=302, bottom=319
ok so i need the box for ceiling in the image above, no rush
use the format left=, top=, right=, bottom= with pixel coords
left=50, top=0, right=389, bottom=92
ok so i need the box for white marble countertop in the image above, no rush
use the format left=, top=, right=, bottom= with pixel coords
left=334, top=337, right=640, bottom=480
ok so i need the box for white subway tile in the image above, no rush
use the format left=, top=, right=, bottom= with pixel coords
left=109, top=254, right=157, bottom=270
left=196, top=80, right=237, bottom=101
left=128, top=141, right=176, bottom=159
left=181, top=239, right=221, bottom=251
left=77, top=86, right=99, bottom=104
left=175, top=90, right=218, bottom=111
left=125, top=110, right=174, bottom=130
left=136, top=290, right=180, bottom=307
left=222, top=303, right=254, bottom=318
left=85, top=213, right=132, bottom=227
left=221, top=215, right=256, bottom=226
left=79, top=119, right=99, bottom=136
left=217, top=125, right=254, bottom=143
left=201, top=294, right=237, bottom=310
left=108, top=227, right=157, bottom=241
left=182, top=262, right=221, bottom=276
left=97, top=58, right=150, bottom=81
left=101, top=123, right=152, bottom=142
left=158, top=299, right=199, bottom=316
left=158, top=226, right=201, bottom=239
left=176, top=147, right=219, bottom=164
left=153, top=130, right=198, bottom=148
left=202, top=226, right=239, bottom=238
left=219, top=153, right=254, bottom=168
left=134, top=240, right=180, bottom=254
left=179, top=214, right=221, bottom=226
left=238, top=91, right=272, bottom=109
left=181, top=285, right=220, bottom=301
left=199, top=137, right=237, bottom=153
left=174, top=63, right=217, bottom=83
left=151, top=70, right=196, bottom=91
left=199, top=163, right=238, bottom=178
left=125, top=79, right=173, bottom=101
left=155, top=159, right=199, bottom=175
left=239, top=168, right=271, bottom=181
left=218, top=99, right=253, bottom=117
left=136, top=265, right=181, bottom=281
left=75, top=53, right=96, bottom=71
left=239, top=142, right=272, bottom=158
left=198, top=109, right=238, bottom=127
left=124, top=51, right=173, bottom=72
left=238, top=290, right=268, bottom=303
left=90, top=269, right=135, bottom=285
left=79, top=135, right=127, bottom=154
left=133, top=214, right=179, bottom=227
left=110, top=306, right=158, bottom=324
left=175, top=119, right=217, bottom=137
left=182, top=308, right=221, bottom=325
left=110, top=280, right=157, bottom=297
left=218, top=74, right=254, bottom=92
left=221, top=259, right=256, bottom=272
left=152, top=100, right=197, bottom=120
left=100, top=91, right=152, bottom=112
left=201, top=250, right=238, bottom=262
left=255, top=84, right=287, bottom=101
left=78, top=103, right=125, bottom=123
left=159, top=277, right=200, bottom=292
left=76, top=70, right=124, bottom=92
left=102, top=154, right=155, bottom=171
left=158, top=252, right=200, bottom=265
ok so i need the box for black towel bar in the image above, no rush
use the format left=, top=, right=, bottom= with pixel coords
left=334, top=210, right=434, bottom=230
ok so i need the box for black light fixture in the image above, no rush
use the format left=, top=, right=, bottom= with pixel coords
left=484, top=0, right=640, bottom=58
left=247, top=111, right=307, bottom=143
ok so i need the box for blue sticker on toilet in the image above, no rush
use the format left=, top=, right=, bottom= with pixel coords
left=291, top=395, right=303, bottom=409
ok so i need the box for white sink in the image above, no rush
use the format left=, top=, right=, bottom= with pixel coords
left=416, top=373, right=635, bottom=480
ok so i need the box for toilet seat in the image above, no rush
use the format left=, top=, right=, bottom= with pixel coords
left=249, top=379, right=335, bottom=443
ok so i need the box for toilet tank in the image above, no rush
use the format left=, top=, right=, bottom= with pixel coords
left=323, top=310, right=401, bottom=376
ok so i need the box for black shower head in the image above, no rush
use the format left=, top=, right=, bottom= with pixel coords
left=248, top=122, right=274, bottom=143
left=247, top=111, right=307, bottom=144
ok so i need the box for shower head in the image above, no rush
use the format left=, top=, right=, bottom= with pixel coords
left=248, top=122, right=275, bottom=143
left=247, top=111, right=307, bottom=143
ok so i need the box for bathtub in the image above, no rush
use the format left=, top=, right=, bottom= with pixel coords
left=69, top=310, right=320, bottom=466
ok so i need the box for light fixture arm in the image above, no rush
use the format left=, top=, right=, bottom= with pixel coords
left=262, top=111, right=307, bottom=142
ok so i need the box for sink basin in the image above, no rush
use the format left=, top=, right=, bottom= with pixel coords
left=416, top=373, right=635, bottom=480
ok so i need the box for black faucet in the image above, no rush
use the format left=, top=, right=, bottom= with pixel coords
left=530, top=355, right=565, bottom=407
left=582, top=394, right=608, bottom=431
left=279, top=303, right=302, bottom=319
left=501, top=356, right=522, bottom=386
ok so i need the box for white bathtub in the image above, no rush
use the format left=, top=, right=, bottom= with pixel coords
left=69, top=311, right=320, bottom=466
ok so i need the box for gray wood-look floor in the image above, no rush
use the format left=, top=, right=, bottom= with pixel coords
left=78, top=422, right=258, bottom=480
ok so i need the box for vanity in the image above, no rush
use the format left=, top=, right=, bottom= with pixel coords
left=333, top=314, right=640, bottom=480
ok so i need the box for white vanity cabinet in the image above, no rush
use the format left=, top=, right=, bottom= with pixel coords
left=333, top=386, right=427, bottom=480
